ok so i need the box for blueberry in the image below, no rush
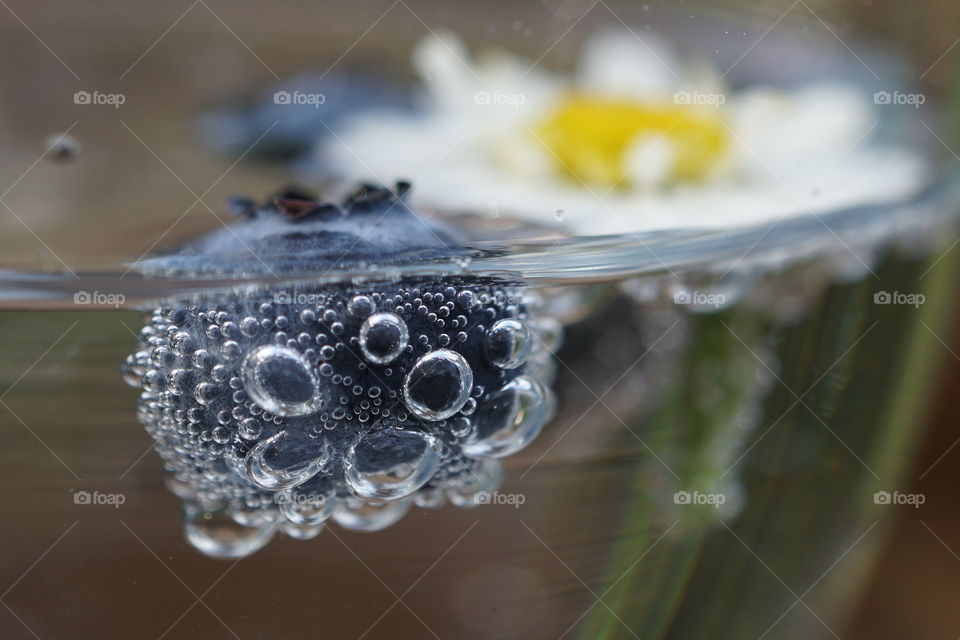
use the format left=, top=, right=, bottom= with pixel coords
left=123, top=183, right=560, bottom=557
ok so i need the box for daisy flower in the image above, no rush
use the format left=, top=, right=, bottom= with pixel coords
left=317, top=30, right=927, bottom=236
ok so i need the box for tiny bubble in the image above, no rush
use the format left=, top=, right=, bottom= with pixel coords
left=45, top=132, right=80, bottom=165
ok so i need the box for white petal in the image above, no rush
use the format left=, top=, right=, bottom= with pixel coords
left=577, top=29, right=681, bottom=98
left=729, top=83, right=873, bottom=179
left=412, top=31, right=478, bottom=111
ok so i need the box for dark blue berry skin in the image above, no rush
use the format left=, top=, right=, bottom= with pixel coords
left=124, top=183, right=557, bottom=555
left=137, top=183, right=472, bottom=276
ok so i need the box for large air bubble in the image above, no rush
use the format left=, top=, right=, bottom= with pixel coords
left=242, top=345, right=321, bottom=416
left=462, top=376, right=550, bottom=457
left=332, top=498, right=412, bottom=532
left=345, top=428, right=440, bottom=500
left=277, top=487, right=336, bottom=526
left=244, top=431, right=331, bottom=491
left=403, top=349, right=473, bottom=421
left=183, top=502, right=276, bottom=559
left=485, top=319, right=532, bottom=369
left=359, top=312, right=409, bottom=365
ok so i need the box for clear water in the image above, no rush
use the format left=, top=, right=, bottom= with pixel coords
left=1, top=177, right=955, bottom=640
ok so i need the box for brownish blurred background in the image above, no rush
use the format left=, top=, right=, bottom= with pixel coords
left=849, top=318, right=960, bottom=638
left=0, top=1, right=959, bottom=638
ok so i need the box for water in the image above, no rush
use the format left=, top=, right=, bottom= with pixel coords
left=2, top=3, right=958, bottom=639
left=2, top=174, right=956, bottom=639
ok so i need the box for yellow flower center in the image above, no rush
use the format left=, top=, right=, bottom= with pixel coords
left=535, top=94, right=729, bottom=189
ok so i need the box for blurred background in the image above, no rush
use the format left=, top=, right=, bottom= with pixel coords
left=0, top=1, right=959, bottom=638
left=0, top=0, right=958, bottom=269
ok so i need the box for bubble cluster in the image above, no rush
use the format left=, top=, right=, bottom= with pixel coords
left=124, top=280, right=559, bottom=557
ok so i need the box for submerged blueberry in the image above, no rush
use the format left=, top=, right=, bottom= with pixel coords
left=123, top=182, right=560, bottom=557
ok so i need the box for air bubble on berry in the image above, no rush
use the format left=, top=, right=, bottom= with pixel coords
left=450, top=416, right=473, bottom=438
left=332, top=497, right=412, bottom=532
left=240, top=317, right=260, bottom=337
left=414, top=486, right=447, bottom=509
left=122, top=353, right=147, bottom=387
left=359, top=312, right=409, bottom=365
left=403, top=349, right=473, bottom=421
left=142, top=369, right=165, bottom=394
left=347, top=295, right=375, bottom=318
left=170, top=331, right=196, bottom=356
left=485, top=318, right=532, bottom=369
left=183, top=502, right=276, bottom=559
left=345, top=428, right=440, bottom=500
left=239, top=418, right=262, bottom=440
left=244, top=431, right=331, bottom=491
left=462, top=376, right=550, bottom=458
left=278, top=488, right=335, bottom=526
left=242, top=345, right=321, bottom=417
left=164, top=473, right=197, bottom=501
left=531, top=316, right=564, bottom=353
left=446, top=459, right=503, bottom=508
left=229, top=500, right=280, bottom=527
left=281, top=522, right=325, bottom=540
